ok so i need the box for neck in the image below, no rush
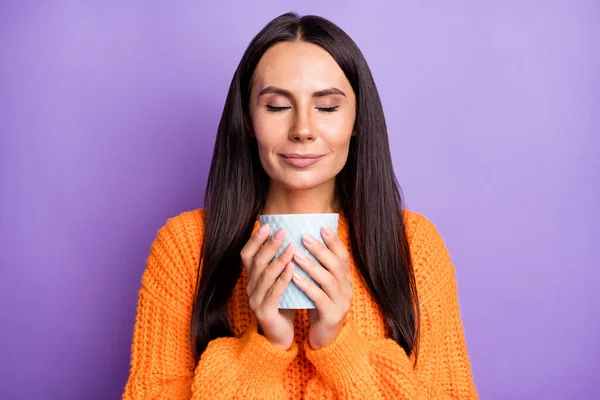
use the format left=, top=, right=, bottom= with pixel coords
left=261, top=179, right=340, bottom=215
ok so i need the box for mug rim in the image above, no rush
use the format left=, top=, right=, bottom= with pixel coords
left=258, top=213, right=339, bottom=217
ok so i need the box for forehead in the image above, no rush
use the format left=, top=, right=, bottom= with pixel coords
left=253, top=41, right=350, bottom=91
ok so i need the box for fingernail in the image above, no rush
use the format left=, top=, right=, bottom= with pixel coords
left=286, top=262, right=294, bottom=274
left=274, top=228, right=285, bottom=240
left=294, top=252, right=307, bottom=263
left=322, top=225, right=333, bottom=237
left=302, top=234, right=316, bottom=246
left=258, top=224, right=269, bottom=235
left=284, top=242, right=295, bottom=255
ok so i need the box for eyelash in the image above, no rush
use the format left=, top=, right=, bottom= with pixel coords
left=266, top=105, right=339, bottom=113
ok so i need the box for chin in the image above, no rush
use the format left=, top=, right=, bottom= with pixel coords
left=279, top=175, right=331, bottom=191
left=285, top=182, right=321, bottom=191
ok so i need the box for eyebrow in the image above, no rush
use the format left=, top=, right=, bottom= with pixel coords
left=258, top=86, right=346, bottom=99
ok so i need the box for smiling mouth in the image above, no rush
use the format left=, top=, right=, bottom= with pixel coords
left=280, top=154, right=324, bottom=168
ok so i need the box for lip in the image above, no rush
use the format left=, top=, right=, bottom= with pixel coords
left=280, top=153, right=324, bottom=159
left=280, top=154, right=324, bottom=168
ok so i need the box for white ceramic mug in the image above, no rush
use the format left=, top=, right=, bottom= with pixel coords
left=258, top=213, right=340, bottom=309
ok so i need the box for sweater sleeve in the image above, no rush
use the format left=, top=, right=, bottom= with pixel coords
left=122, top=212, right=298, bottom=399
left=301, top=214, right=478, bottom=399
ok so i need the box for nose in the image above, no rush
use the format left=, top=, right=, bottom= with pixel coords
left=289, top=108, right=315, bottom=142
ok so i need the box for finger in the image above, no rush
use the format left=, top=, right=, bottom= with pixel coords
left=293, top=251, right=340, bottom=301
left=320, top=225, right=351, bottom=271
left=292, top=272, right=335, bottom=315
left=240, top=223, right=271, bottom=270
left=249, top=242, right=295, bottom=303
left=247, top=228, right=287, bottom=291
left=301, top=232, right=348, bottom=284
left=253, top=228, right=287, bottom=270
left=320, top=226, right=353, bottom=290
left=262, top=262, right=295, bottom=310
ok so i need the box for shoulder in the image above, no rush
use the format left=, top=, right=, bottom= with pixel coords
left=160, top=208, right=206, bottom=238
left=402, top=209, right=455, bottom=296
left=402, top=209, right=443, bottom=246
left=156, top=207, right=206, bottom=264
left=152, top=208, right=206, bottom=262
left=142, top=208, right=206, bottom=297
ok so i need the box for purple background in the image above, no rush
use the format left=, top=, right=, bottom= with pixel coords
left=1, top=1, right=598, bottom=399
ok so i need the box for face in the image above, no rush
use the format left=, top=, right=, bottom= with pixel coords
left=248, top=41, right=356, bottom=194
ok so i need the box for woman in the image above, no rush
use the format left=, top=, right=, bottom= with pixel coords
left=123, top=12, right=478, bottom=399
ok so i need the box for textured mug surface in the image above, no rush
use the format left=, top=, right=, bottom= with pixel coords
left=258, top=213, right=339, bottom=309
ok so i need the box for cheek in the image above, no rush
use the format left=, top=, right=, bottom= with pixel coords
left=326, top=112, right=354, bottom=166
left=252, top=111, right=288, bottom=142
left=251, top=115, right=285, bottom=171
left=319, top=111, right=354, bottom=145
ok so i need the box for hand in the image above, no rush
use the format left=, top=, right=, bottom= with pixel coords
left=240, top=224, right=296, bottom=350
left=291, top=225, right=353, bottom=349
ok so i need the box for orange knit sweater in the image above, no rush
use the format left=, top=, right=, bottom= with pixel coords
left=123, top=209, right=478, bottom=399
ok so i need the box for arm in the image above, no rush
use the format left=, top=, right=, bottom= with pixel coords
left=123, top=213, right=297, bottom=399
left=302, top=215, right=478, bottom=399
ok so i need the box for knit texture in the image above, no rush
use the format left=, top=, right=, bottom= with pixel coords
left=123, top=209, right=478, bottom=399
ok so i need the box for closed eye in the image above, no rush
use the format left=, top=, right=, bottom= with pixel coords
left=266, top=105, right=340, bottom=112
left=317, top=106, right=340, bottom=113
left=266, top=105, right=291, bottom=112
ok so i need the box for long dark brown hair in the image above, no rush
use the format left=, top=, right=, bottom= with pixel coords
left=191, top=12, right=420, bottom=363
